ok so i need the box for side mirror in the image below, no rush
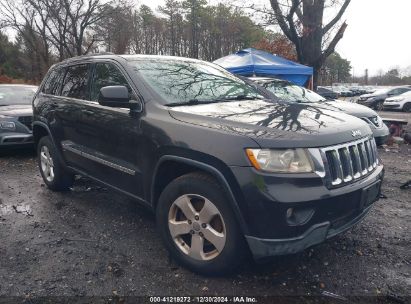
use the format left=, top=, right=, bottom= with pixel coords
left=98, top=86, right=130, bottom=107
left=98, top=86, right=143, bottom=112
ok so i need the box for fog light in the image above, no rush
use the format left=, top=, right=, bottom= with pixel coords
left=286, top=207, right=315, bottom=226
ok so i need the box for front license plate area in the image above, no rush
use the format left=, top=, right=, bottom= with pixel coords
left=360, top=181, right=381, bottom=210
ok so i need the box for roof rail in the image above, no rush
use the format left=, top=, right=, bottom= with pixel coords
left=60, top=52, right=116, bottom=63
left=88, top=52, right=115, bottom=56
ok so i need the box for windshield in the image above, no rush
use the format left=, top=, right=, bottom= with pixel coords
left=0, top=86, right=37, bottom=106
left=129, top=59, right=263, bottom=105
left=261, top=81, right=326, bottom=103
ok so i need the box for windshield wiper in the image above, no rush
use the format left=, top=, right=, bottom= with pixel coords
left=222, top=94, right=261, bottom=101
left=165, top=99, right=204, bottom=107
left=294, top=99, right=311, bottom=103
left=165, top=95, right=261, bottom=107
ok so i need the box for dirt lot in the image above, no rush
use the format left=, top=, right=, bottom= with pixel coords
left=0, top=111, right=410, bottom=303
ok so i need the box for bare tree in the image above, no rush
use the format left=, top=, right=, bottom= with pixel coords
left=268, top=0, right=351, bottom=87
left=183, top=0, right=206, bottom=58
left=95, top=2, right=133, bottom=54
left=158, top=0, right=183, bottom=56
left=0, top=0, right=52, bottom=79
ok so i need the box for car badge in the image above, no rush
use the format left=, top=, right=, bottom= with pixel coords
left=351, top=130, right=362, bottom=137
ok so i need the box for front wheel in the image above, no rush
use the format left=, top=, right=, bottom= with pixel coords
left=156, top=172, right=247, bottom=275
left=374, top=101, right=384, bottom=111
left=403, top=103, right=411, bottom=112
left=37, top=136, right=74, bottom=191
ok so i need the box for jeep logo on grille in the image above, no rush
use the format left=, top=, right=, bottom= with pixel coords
left=351, top=130, right=362, bottom=137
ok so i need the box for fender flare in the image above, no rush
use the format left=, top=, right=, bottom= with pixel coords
left=152, top=155, right=249, bottom=235
left=33, top=121, right=66, bottom=166
left=32, top=121, right=53, bottom=144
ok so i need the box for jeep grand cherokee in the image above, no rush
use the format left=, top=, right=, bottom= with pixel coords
left=32, top=54, right=384, bottom=275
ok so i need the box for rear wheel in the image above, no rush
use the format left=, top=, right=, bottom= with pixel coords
left=403, top=103, right=411, bottom=112
left=156, top=172, right=246, bottom=275
left=37, top=136, right=74, bottom=191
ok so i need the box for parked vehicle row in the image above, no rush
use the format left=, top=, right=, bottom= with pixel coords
left=317, top=85, right=374, bottom=99
left=357, top=86, right=411, bottom=111
left=316, top=86, right=340, bottom=100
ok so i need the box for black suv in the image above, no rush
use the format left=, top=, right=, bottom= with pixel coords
left=33, top=54, right=384, bottom=275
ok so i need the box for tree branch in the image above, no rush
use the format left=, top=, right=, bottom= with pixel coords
left=320, top=21, right=348, bottom=65
left=323, top=0, right=350, bottom=34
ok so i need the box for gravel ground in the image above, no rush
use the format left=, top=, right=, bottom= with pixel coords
left=0, top=111, right=410, bottom=303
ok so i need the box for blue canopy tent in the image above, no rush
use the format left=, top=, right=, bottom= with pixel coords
left=213, top=48, right=313, bottom=87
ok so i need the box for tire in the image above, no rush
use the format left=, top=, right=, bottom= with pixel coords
left=37, top=136, right=74, bottom=191
left=156, top=172, right=247, bottom=275
left=403, top=103, right=411, bottom=112
left=374, top=101, right=384, bottom=111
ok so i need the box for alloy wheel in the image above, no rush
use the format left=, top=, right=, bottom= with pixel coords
left=40, top=145, right=55, bottom=182
left=376, top=102, right=384, bottom=111
left=168, top=194, right=226, bottom=261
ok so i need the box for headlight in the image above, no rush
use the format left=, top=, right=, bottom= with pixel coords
left=0, top=121, right=16, bottom=130
left=246, top=148, right=314, bottom=173
left=367, top=116, right=383, bottom=128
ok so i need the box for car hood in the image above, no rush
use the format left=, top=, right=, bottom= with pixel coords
left=360, top=93, right=385, bottom=99
left=168, top=99, right=372, bottom=148
left=311, top=101, right=378, bottom=118
left=0, top=105, right=32, bottom=118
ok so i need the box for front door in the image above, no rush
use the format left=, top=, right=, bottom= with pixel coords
left=68, top=61, right=146, bottom=199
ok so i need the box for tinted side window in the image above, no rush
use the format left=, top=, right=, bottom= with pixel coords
left=43, top=68, right=64, bottom=95
left=61, top=64, right=90, bottom=100
left=91, top=63, right=131, bottom=101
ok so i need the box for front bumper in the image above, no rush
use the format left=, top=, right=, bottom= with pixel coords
left=0, top=132, right=34, bottom=147
left=230, top=164, right=384, bottom=259
left=246, top=203, right=375, bottom=259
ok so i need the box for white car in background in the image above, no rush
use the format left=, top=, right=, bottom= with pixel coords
left=383, top=90, right=411, bottom=112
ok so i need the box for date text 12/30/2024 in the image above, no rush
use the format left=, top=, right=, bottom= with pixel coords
left=149, top=296, right=258, bottom=303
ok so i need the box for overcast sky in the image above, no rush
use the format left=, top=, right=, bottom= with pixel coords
left=335, top=0, right=411, bottom=77
left=135, top=0, right=411, bottom=77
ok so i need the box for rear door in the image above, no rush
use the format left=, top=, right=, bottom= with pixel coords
left=57, top=63, right=95, bottom=169
left=36, top=67, right=66, bottom=148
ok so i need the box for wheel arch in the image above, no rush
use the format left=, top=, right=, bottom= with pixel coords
left=33, top=122, right=66, bottom=165
left=33, top=121, right=52, bottom=147
left=403, top=102, right=411, bottom=112
left=151, top=155, right=249, bottom=235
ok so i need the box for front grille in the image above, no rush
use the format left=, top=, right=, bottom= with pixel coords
left=18, top=116, right=33, bottom=130
left=321, top=137, right=379, bottom=188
